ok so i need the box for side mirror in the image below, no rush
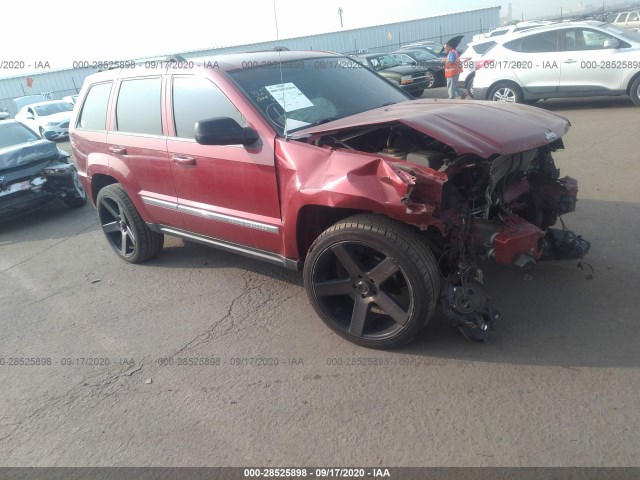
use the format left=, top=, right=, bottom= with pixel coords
left=194, top=117, right=259, bottom=147
left=604, top=38, right=620, bottom=48
left=26, top=113, right=35, bottom=120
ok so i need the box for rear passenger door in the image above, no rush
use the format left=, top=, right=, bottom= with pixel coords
left=166, top=75, right=282, bottom=254
left=107, top=76, right=184, bottom=228
left=505, top=30, right=561, bottom=95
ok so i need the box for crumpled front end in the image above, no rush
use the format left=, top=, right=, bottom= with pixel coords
left=281, top=104, right=589, bottom=340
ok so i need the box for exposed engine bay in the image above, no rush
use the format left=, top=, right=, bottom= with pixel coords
left=306, top=122, right=591, bottom=340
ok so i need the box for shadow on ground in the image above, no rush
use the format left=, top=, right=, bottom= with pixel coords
left=136, top=198, right=639, bottom=370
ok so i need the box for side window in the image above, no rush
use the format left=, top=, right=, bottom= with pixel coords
left=616, top=13, right=628, bottom=23
left=77, top=82, right=112, bottom=130
left=520, top=31, right=559, bottom=53
left=116, top=77, right=162, bottom=135
left=562, top=30, right=581, bottom=51
left=582, top=29, right=616, bottom=49
left=172, top=76, right=246, bottom=139
left=628, top=12, right=639, bottom=22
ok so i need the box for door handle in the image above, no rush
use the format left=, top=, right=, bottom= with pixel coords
left=563, top=59, right=577, bottom=64
left=108, top=146, right=127, bottom=154
left=172, top=155, right=196, bottom=166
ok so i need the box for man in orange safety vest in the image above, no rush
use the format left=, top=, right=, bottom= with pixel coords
left=444, top=40, right=463, bottom=99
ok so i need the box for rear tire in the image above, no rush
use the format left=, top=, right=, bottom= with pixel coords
left=303, top=214, right=439, bottom=349
left=488, top=82, right=523, bottom=103
left=465, top=74, right=475, bottom=99
left=411, top=88, right=425, bottom=98
left=96, top=184, right=164, bottom=263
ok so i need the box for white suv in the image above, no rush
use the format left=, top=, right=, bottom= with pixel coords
left=606, top=11, right=640, bottom=32
left=472, top=21, right=640, bottom=106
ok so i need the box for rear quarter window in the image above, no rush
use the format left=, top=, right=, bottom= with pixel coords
left=472, top=41, right=496, bottom=54
left=77, top=82, right=112, bottom=130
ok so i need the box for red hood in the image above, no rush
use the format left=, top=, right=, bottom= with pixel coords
left=291, top=99, right=570, bottom=158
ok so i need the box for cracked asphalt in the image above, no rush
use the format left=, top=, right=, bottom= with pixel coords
left=1, top=92, right=639, bottom=467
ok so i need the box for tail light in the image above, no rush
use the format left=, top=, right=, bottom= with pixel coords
left=476, top=59, right=494, bottom=70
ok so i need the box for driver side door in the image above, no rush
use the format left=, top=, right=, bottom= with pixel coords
left=166, top=75, right=283, bottom=253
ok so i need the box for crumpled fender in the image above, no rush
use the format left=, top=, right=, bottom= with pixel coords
left=276, top=139, right=447, bottom=258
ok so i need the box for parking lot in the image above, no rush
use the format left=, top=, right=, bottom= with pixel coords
left=1, top=89, right=639, bottom=466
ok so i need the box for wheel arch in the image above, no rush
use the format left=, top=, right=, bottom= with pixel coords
left=625, top=70, right=640, bottom=95
left=295, top=205, right=446, bottom=263
left=296, top=205, right=370, bottom=262
left=91, top=173, right=119, bottom=205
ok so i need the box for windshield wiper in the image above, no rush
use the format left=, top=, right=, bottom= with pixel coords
left=314, top=117, right=340, bottom=126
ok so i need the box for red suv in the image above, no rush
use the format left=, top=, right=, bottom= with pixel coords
left=70, top=51, right=589, bottom=348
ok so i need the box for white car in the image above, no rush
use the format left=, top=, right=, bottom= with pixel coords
left=486, top=21, right=551, bottom=38
left=457, top=39, right=498, bottom=96
left=62, top=95, right=78, bottom=105
left=15, top=100, right=74, bottom=140
left=472, top=21, right=640, bottom=105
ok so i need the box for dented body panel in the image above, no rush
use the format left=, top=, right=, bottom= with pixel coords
left=276, top=139, right=447, bottom=258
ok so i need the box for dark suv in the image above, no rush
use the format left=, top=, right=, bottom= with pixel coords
left=70, top=51, right=589, bottom=348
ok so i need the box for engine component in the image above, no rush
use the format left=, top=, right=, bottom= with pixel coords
left=440, top=269, right=500, bottom=342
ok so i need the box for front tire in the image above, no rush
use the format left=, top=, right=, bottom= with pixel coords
left=64, top=168, right=87, bottom=208
left=630, top=76, right=640, bottom=106
left=425, top=70, right=436, bottom=89
left=303, top=214, right=439, bottom=349
left=96, top=184, right=164, bottom=263
left=411, top=88, right=425, bottom=98
left=488, top=82, right=523, bottom=103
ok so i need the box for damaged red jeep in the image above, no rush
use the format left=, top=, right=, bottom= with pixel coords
left=70, top=51, right=590, bottom=348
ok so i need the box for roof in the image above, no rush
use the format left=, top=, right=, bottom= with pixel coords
left=22, top=100, right=71, bottom=109
left=83, top=50, right=345, bottom=84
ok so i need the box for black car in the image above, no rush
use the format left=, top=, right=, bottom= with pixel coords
left=0, top=120, right=86, bottom=219
left=353, top=53, right=430, bottom=97
left=390, top=49, right=446, bottom=89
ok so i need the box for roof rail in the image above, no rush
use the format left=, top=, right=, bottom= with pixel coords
left=101, top=54, right=189, bottom=71
left=241, top=46, right=290, bottom=53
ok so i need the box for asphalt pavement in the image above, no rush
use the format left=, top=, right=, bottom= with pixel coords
left=1, top=90, right=638, bottom=467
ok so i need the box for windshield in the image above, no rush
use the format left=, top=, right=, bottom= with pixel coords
left=34, top=102, right=73, bottom=116
left=0, top=122, right=39, bottom=149
left=365, top=54, right=402, bottom=70
left=410, top=50, right=439, bottom=61
left=228, top=57, right=410, bottom=135
left=601, top=24, right=640, bottom=42
left=423, top=45, right=445, bottom=55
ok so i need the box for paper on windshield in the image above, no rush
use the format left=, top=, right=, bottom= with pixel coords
left=265, top=83, right=313, bottom=112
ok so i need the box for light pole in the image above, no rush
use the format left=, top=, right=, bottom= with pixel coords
left=338, top=7, right=344, bottom=28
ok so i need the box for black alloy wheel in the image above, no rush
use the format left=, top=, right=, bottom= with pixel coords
left=304, top=215, right=439, bottom=349
left=96, top=184, right=163, bottom=263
